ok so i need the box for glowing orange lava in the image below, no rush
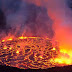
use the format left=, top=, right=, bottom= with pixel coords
left=0, top=36, right=59, bottom=69
left=0, top=36, right=72, bottom=69
left=53, top=48, right=72, bottom=66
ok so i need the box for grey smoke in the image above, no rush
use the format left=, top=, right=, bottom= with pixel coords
left=0, top=0, right=72, bottom=38
left=0, top=0, right=54, bottom=38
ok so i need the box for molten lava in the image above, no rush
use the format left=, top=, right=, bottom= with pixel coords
left=0, top=36, right=72, bottom=69
left=0, top=36, right=59, bottom=69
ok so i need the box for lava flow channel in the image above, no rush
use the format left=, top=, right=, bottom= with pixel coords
left=0, top=36, right=59, bottom=69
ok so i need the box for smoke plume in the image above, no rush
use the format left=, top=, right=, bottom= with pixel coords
left=0, top=0, right=54, bottom=38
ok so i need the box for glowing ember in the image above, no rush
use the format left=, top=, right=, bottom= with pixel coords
left=3, top=45, right=7, bottom=49
left=51, top=47, right=56, bottom=51
left=18, top=36, right=27, bottom=39
left=7, top=38, right=13, bottom=41
left=2, top=40, right=5, bottom=42
left=9, top=47, right=12, bottom=50
left=0, top=36, right=59, bottom=69
left=16, top=50, right=19, bottom=54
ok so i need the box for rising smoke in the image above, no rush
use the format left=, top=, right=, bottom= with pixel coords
left=0, top=0, right=72, bottom=52
left=0, top=0, right=54, bottom=38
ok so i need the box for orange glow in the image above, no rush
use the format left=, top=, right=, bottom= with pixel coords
left=7, top=38, right=13, bottom=41
left=3, top=46, right=7, bottom=49
left=28, top=37, right=40, bottom=38
left=53, top=46, right=72, bottom=65
left=3, top=47, right=7, bottom=49
left=52, top=47, right=56, bottom=50
left=35, top=56, right=37, bottom=58
left=18, top=36, right=24, bottom=39
left=39, top=56, right=43, bottom=58
left=18, top=36, right=27, bottom=39
left=2, top=40, right=5, bottom=42
left=9, top=47, right=12, bottom=50
left=54, top=57, right=72, bottom=65
left=18, top=36, right=40, bottom=40
left=16, top=50, right=19, bottom=54
left=24, top=57, right=28, bottom=60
